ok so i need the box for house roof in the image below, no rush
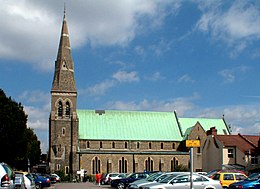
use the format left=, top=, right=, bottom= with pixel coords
left=178, top=118, right=229, bottom=139
left=215, top=134, right=258, bottom=153
left=78, top=109, right=182, bottom=141
left=78, top=109, right=230, bottom=142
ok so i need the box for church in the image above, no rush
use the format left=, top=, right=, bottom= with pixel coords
left=49, top=11, right=230, bottom=177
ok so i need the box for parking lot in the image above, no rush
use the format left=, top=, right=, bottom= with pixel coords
left=50, top=182, right=112, bottom=189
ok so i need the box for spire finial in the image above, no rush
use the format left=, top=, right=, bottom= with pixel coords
left=63, top=3, right=66, bottom=19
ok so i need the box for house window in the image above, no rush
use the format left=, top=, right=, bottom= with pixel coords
left=149, top=142, right=152, bottom=149
left=251, top=155, right=258, bottom=164
left=62, top=127, right=66, bottom=136
left=171, top=157, right=179, bottom=171
left=137, top=142, right=140, bottom=149
left=92, top=157, right=101, bottom=174
left=228, top=149, right=234, bottom=158
left=119, top=157, right=127, bottom=173
left=161, top=143, right=164, bottom=149
left=58, top=101, right=63, bottom=117
left=65, top=166, right=69, bottom=175
left=65, top=101, right=70, bottom=117
left=145, top=157, right=154, bottom=172
left=125, top=142, right=128, bottom=149
left=112, top=142, right=115, bottom=148
left=100, top=142, right=102, bottom=148
left=172, top=143, right=175, bottom=149
left=56, top=164, right=60, bottom=171
left=86, top=141, right=90, bottom=148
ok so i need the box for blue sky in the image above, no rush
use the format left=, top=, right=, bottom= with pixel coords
left=1, top=0, right=260, bottom=153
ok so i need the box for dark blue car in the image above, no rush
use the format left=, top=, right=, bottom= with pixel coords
left=29, top=173, right=51, bottom=189
left=229, top=172, right=260, bottom=189
left=111, top=172, right=151, bottom=189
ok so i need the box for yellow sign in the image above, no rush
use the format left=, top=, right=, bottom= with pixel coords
left=186, top=140, right=200, bottom=147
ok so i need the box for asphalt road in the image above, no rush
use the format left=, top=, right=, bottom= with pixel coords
left=49, top=182, right=112, bottom=189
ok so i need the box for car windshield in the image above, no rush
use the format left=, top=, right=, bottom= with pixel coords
left=244, top=173, right=260, bottom=181
left=147, top=173, right=164, bottom=181
left=158, top=174, right=180, bottom=183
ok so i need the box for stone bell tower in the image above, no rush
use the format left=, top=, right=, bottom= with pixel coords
left=49, top=8, right=79, bottom=176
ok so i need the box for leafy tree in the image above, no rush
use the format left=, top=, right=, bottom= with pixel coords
left=0, top=89, right=41, bottom=170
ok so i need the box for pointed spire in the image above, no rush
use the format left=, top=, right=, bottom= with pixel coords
left=51, top=7, right=76, bottom=93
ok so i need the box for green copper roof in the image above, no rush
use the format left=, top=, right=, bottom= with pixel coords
left=178, top=117, right=230, bottom=139
left=77, top=110, right=183, bottom=141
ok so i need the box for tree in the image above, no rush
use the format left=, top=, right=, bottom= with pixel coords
left=0, top=89, right=41, bottom=170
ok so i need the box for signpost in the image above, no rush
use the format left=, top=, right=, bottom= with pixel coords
left=186, top=140, right=200, bottom=189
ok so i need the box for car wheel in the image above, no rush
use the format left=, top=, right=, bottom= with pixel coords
left=35, top=183, right=41, bottom=189
left=117, top=182, right=125, bottom=189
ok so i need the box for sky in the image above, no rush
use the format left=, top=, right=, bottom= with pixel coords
left=1, top=0, right=260, bottom=153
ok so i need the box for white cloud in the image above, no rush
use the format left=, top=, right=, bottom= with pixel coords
left=0, top=0, right=179, bottom=71
left=218, top=65, right=250, bottom=84
left=144, top=72, right=165, bottom=81
left=196, top=1, right=260, bottom=54
left=177, top=74, right=195, bottom=83
left=107, top=93, right=200, bottom=115
left=80, top=80, right=116, bottom=96
left=113, top=70, right=140, bottom=83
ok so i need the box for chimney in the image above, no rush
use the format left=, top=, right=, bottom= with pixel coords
left=207, top=127, right=217, bottom=136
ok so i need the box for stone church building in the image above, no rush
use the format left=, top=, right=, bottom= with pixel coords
left=49, top=12, right=230, bottom=177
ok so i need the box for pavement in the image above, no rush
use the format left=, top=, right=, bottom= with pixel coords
left=49, top=182, right=112, bottom=189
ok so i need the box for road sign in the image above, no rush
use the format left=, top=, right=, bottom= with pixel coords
left=186, top=140, right=200, bottom=147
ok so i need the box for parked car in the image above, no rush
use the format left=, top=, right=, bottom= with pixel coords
left=24, top=173, right=36, bottom=189
left=14, top=172, right=26, bottom=189
left=212, top=171, right=247, bottom=188
left=108, top=173, right=128, bottom=184
left=140, top=172, right=223, bottom=189
left=50, top=173, right=61, bottom=183
left=128, top=172, right=170, bottom=189
left=111, top=172, right=151, bottom=189
left=0, top=162, right=15, bottom=189
left=101, top=173, right=119, bottom=185
left=207, top=169, right=247, bottom=178
left=29, top=173, right=51, bottom=189
left=229, top=172, right=260, bottom=189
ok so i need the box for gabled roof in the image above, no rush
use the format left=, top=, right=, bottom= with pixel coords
left=78, top=110, right=182, bottom=141
left=178, top=117, right=229, bottom=139
left=78, top=109, right=228, bottom=142
left=215, top=134, right=258, bottom=153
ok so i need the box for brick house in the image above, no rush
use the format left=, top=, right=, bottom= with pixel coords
left=203, top=127, right=260, bottom=173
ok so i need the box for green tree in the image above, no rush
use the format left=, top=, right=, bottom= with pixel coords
left=0, top=89, right=41, bottom=170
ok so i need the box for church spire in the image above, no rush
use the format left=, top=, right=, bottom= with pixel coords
left=51, top=8, right=76, bottom=92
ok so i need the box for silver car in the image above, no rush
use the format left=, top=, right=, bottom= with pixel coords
left=129, top=172, right=184, bottom=189
left=140, top=173, right=223, bottom=189
left=0, top=162, right=15, bottom=189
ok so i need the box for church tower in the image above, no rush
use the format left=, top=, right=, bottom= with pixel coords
left=49, top=9, right=79, bottom=176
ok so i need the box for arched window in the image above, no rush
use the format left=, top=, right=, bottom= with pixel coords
left=58, top=101, right=63, bottom=117
left=171, top=157, right=179, bottom=171
left=148, top=142, right=152, bottom=149
left=137, top=142, right=140, bottom=149
left=112, top=142, right=115, bottom=148
left=145, top=157, right=154, bottom=172
left=92, top=157, right=101, bottom=174
left=65, top=101, right=70, bottom=117
left=86, top=141, right=90, bottom=148
left=172, top=143, right=175, bottom=149
left=119, top=157, right=127, bottom=173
